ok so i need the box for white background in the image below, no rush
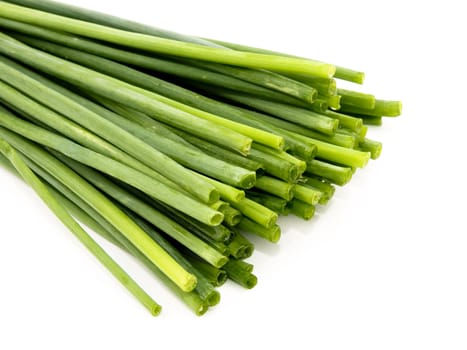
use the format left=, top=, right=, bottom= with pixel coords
left=1, top=1, right=466, bottom=349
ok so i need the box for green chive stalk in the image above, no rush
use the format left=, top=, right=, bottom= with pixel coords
left=254, top=176, right=295, bottom=201
left=325, top=110, right=363, bottom=132
left=222, top=260, right=258, bottom=289
left=55, top=155, right=228, bottom=267
left=293, top=185, right=322, bottom=206
left=228, top=197, right=278, bottom=229
left=220, top=206, right=243, bottom=227
left=361, top=116, right=383, bottom=126
left=0, top=2, right=336, bottom=77
left=357, top=138, right=383, bottom=160
left=338, top=89, right=376, bottom=109
left=0, top=33, right=254, bottom=155
left=183, top=254, right=228, bottom=287
left=287, top=199, right=316, bottom=220
left=302, top=177, right=336, bottom=205
left=307, top=159, right=353, bottom=186
left=246, top=192, right=288, bottom=215
left=237, top=218, right=281, bottom=243
left=0, top=55, right=219, bottom=204
left=339, top=99, right=403, bottom=117
left=0, top=140, right=162, bottom=315
left=226, top=232, right=254, bottom=260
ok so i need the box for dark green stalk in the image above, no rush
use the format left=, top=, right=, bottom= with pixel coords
left=307, top=159, right=353, bottom=186
left=0, top=140, right=162, bottom=316
left=0, top=33, right=254, bottom=155
left=222, top=260, right=258, bottom=289
left=0, top=3, right=336, bottom=77
left=255, top=176, right=295, bottom=201
left=287, top=199, right=316, bottom=220
left=246, top=192, right=288, bottom=215
left=228, top=259, right=254, bottom=274
left=253, top=143, right=306, bottom=176
left=0, top=54, right=218, bottom=204
left=361, top=116, right=383, bottom=126
left=229, top=197, right=278, bottom=229
left=338, top=89, right=376, bottom=109
left=339, top=99, right=403, bottom=117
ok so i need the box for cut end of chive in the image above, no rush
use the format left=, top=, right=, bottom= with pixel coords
left=215, top=255, right=229, bottom=268
left=288, top=166, right=299, bottom=183
left=209, top=211, right=224, bottom=226
left=245, top=274, right=258, bottom=289
left=268, top=226, right=281, bottom=243
left=355, top=72, right=365, bottom=84
left=150, top=304, right=162, bottom=316
left=180, top=274, right=198, bottom=293
left=207, top=290, right=221, bottom=306
left=196, top=303, right=209, bottom=316
left=217, top=270, right=228, bottom=286
left=239, top=172, right=256, bottom=189
left=208, top=189, right=221, bottom=204
left=328, top=64, right=337, bottom=78
left=241, top=245, right=254, bottom=259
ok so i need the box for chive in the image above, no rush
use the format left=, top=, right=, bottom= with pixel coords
left=0, top=107, right=223, bottom=227
left=307, top=159, right=353, bottom=186
left=55, top=154, right=228, bottom=268
left=196, top=173, right=246, bottom=204
left=338, top=89, right=376, bottom=109
left=237, top=217, right=281, bottom=243
left=0, top=55, right=219, bottom=204
left=228, top=197, right=278, bottom=229
left=302, top=177, right=336, bottom=205
left=339, top=99, right=403, bottom=117
left=0, top=139, right=162, bottom=315
left=222, top=260, right=258, bottom=289
left=359, top=125, right=369, bottom=138
left=122, top=210, right=221, bottom=307
left=287, top=199, right=316, bottom=220
left=228, top=259, right=254, bottom=274
left=255, top=176, right=295, bottom=201
left=248, top=146, right=301, bottom=183
left=246, top=192, right=289, bottom=215
left=0, top=33, right=253, bottom=155
left=333, top=66, right=365, bottom=84
left=293, top=185, right=322, bottom=206
left=226, top=231, right=254, bottom=260
left=284, top=75, right=337, bottom=96
left=325, top=110, right=363, bottom=132
left=186, top=60, right=318, bottom=103
left=206, top=89, right=338, bottom=135
left=361, top=116, right=383, bottom=126
left=220, top=206, right=243, bottom=227
left=324, top=95, right=341, bottom=110
left=357, top=138, right=383, bottom=160
left=1, top=126, right=202, bottom=292
left=0, top=2, right=336, bottom=77
left=253, top=144, right=307, bottom=176
left=184, top=255, right=228, bottom=287
left=168, top=130, right=263, bottom=173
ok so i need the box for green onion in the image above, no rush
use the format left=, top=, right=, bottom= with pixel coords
left=339, top=99, right=403, bottom=117
left=287, top=199, right=316, bottom=220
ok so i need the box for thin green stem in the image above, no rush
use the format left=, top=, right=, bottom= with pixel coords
left=307, top=159, right=353, bottom=186
left=287, top=199, right=316, bottom=220
left=254, top=176, right=295, bottom=201
left=0, top=139, right=161, bottom=315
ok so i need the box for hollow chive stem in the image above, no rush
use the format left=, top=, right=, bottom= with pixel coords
left=226, top=232, right=254, bottom=259
left=228, top=197, right=278, bottom=229
left=357, top=138, right=383, bottom=160
left=339, top=99, right=403, bottom=117
left=0, top=55, right=218, bottom=204
left=121, top=210, right=221, bottom=307
left=325, top=110, right=363, bottom=132
left=183, top=254, right=228, bottom=287
left=219, top=206, right=243, bottom=227
left=246, top=192, right=288, bottom=215
left=222, top=260, right=258, bottom=289
left=252, top=143, right=307, bottom=176
left=0, top=3, right=335, bottom=77
left=0, top=140, right=162, bottom=315
left=287, top=199, right=316, bottom=220
left=237, top=218, right=281, bottom=243
left=338, top=89, right=376, bottom=109
left=323, top=95, right=341, bottom=110
left=207, top=89, right=338, bottom=135
left=307, top=159, right=353, bottom=186
left=0, top=125, right=199, bottom=292
left=0, top=33, right=253, bottom=155
left=41, top=177, right=208, bottom=315
left=303, top=177, right=336, bottom=202
left=255, top=176, right=295, bottom=201
left=293, top=185, right=322, bottom=205
left=252, top=114, right=356, bottom=148
left=55, top=154, right=228, bottom=268
left=0, top=108, right=223, bottom=226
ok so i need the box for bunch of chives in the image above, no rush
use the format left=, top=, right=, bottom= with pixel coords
left=0, top=0, right=401, bottom=316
